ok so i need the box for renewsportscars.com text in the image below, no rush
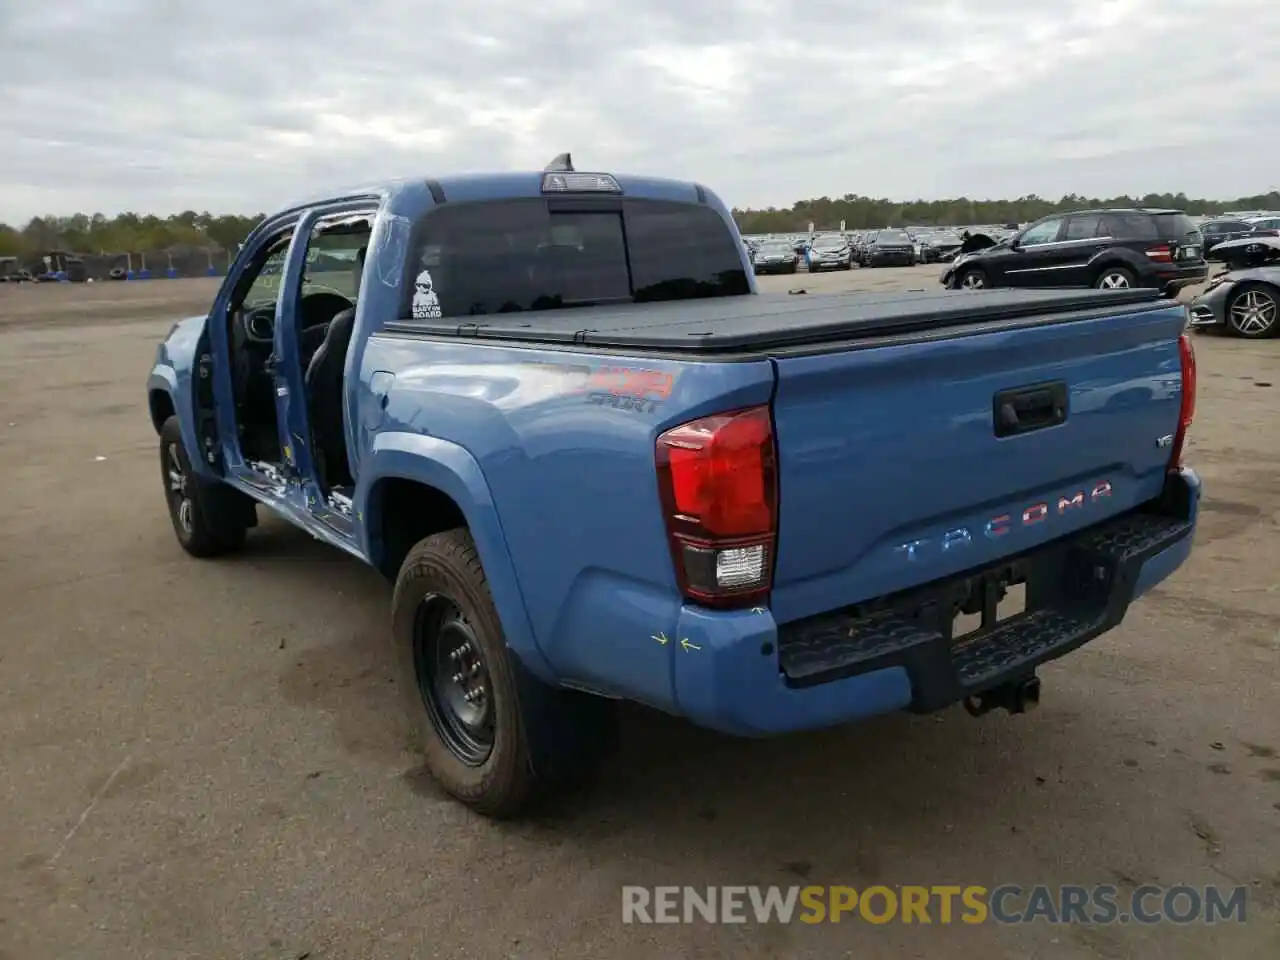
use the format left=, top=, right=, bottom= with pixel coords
left=621, top=884, right=1249, bottom=925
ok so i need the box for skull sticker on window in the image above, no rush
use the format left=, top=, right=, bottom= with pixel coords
left=411, top=268, right=442, bottom=319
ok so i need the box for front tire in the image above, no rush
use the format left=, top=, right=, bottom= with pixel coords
left=1094, top=266, right=1136, bottom=290
left=159, top=416, right=251, bottom=557
left=957, top=267, right=987, bottom=290
left=392, top=529, right=614, bottom=817
left=1226, top=284, right=1279, bottom=338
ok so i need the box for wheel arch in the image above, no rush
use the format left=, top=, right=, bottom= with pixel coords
left=149, top=387, right=176, bottom=435
left=147, top=367, right=208, bottom=477
left=1087, top=250, right=1143, bottom=282
left=956, top=262, right=989, bottom=287
left=1227, top=277, right=1280, bottom=299
left=357, top=434, right=555, bottom=682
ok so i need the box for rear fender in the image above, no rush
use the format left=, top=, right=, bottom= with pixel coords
left=1088, top=249, right=1145, bottom=280
left=355, top=432, right=553, bottom=682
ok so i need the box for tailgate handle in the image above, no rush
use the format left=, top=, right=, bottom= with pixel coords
left=993, top=382, right=1067, bottom=437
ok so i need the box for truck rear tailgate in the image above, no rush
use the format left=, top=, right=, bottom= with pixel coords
left=768, top=300, right=1188, bottom=624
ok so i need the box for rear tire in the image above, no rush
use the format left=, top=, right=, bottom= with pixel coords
left=1226, top=283, right=1280, bottom=338
left=1094, top=266, right=1136, bottom=290
left=392, top=529, right=615, bottom=817
left=159, top=416, right=252, bottom=557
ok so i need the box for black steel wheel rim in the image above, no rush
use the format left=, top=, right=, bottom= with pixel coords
left=412, top=594, right=495, bottom=766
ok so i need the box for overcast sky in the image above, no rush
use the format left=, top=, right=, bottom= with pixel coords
left=1, top=0, right=1276, bottom=222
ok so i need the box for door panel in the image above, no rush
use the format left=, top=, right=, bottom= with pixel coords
left=213, top=224, right=298, bottom=477
left=271, top=203, right=378, bottom=538
left=999, top=218, right=1065, bottom=287
left=1048, top=216, right=1108, bottom=286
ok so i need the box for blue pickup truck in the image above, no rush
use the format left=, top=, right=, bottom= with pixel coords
left=148, top=158, right=1201, bottom=816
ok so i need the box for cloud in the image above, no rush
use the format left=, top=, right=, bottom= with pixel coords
left=0, top=0, right=1276, bottom=221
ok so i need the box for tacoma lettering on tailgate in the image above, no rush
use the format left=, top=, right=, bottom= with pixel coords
left=895, top=482, right=1112, bottom=562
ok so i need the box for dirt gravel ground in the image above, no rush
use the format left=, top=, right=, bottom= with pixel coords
left=1, top=269, right=1278, bottom=959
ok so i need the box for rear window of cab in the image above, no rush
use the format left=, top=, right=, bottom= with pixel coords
left=400, top=199, right=750, bottom=320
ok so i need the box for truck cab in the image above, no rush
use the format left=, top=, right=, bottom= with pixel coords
left=149, top=163, right=756, bottom=562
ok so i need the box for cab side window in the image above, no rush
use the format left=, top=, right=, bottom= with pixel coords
left=1099, top=214, right=1158, bottom=241
left=1063, top=215, right=1102, bottom=242
left=239, top=245, right=290, bottom=310
left=1019, top=218, right=1064, bottom=246
left=300, top=227, right=372, bottom=301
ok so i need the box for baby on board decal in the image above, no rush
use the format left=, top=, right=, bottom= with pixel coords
left=412, top=268, right=442, bottom=319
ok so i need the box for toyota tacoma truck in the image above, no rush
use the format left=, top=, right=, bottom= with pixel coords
left=147, top=157, right=1201, bottom=817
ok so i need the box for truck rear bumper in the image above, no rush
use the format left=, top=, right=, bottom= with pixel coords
left=671, top=468, right=1200, bottom=736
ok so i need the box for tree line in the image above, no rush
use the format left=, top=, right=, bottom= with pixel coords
left=3, top=188, right=1278, bottom=258
left=731, top=190, right=1280, bottom=234
left=0, top=211, right=265, bottom=259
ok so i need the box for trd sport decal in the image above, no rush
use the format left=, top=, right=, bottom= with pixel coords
left=518, top=363, right=679, bottom=414
left=583, top=367, right=676, bottom=414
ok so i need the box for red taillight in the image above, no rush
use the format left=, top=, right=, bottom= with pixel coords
left=1145, top=244, right=1174, bottom=263
left=655, top=405, right=778, bottom=608
left=1168, top=333, right=1196, bottom=471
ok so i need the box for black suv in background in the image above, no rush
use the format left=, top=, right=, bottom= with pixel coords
left=941, top=209, right=1206, bottom=294
left=1199, top=219, right=1256, bottom=258
left=863, top=229, right=916, bottom=267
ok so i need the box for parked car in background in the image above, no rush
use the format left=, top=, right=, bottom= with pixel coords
left=942, top=209, right=1206, bottom=294
left=1189, top=237, right=1280, bottom=338
left=805, top=234, right=853, bottom=271
left=1246, top=216, right=1280, bottom=232
left=921, top=231, right=963, bottom=264
left=851, top=232, right=873, bottom=265
left=1211, top=234, right=1280, bottom=271
left=753, top=239, right=799, bottom=274
left=1199, top=219, right=1256, bottom=258
left=864, top=229, right=916, bottom=267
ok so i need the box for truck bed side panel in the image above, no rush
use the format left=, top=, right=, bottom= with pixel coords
left=360, top=335, right=774, bottom=707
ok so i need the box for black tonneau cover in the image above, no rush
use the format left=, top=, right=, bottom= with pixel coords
left=385, top=287, right=1164, bottom=353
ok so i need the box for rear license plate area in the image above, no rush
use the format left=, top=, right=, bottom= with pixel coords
left=1180, top=246, right=1200, bottom=260
left=950, top=571, right=1028, bottom=642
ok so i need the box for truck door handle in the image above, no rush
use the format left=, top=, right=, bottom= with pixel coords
left=993, top=381, right=1067, bottom=437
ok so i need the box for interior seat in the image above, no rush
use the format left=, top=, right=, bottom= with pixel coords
left=305, top=245, right=365, bottom=489
left=299, top=322, right=329, bottom=371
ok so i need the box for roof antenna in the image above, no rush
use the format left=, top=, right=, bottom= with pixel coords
left=544, top=153, right=574, bottom=172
